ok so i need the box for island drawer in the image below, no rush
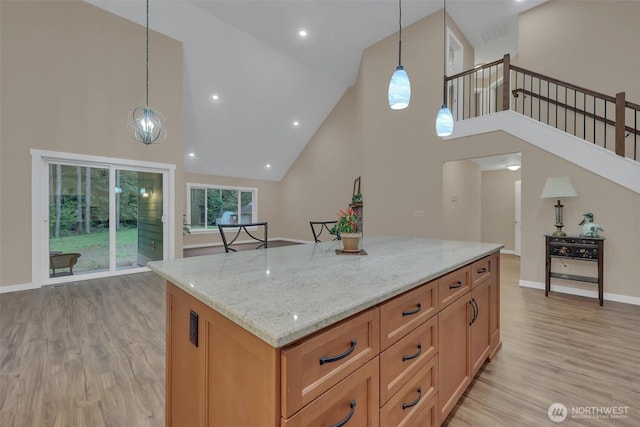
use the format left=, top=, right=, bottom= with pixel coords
left=282, top=357, right=380, bottom=427
left=379, top=280, right=438, bottom=350
left=281, top=307, right=380, bottom=418
left=380, top=355, right=438, bottom=427
left=471, top=253, right=497, bottom=288
left=438, top=266, right=471, bottom=309
left=380, top=315, right=438, bottom=405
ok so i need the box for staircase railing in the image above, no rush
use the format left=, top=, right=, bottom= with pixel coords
left=445, top=54, right=639, bottom=161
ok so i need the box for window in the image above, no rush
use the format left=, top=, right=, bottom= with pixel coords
left=187, top=183, right=257, bottom=232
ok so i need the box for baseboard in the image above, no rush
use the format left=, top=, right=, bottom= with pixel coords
left=519, top=280, right=640, bottom=306
left=0, top=282, right=41, bottom=294
left=183, top=242, right=225, bottom=249
left=273, top=237, right=313, bottom=244
left=500, top=249, right=518, bottom=255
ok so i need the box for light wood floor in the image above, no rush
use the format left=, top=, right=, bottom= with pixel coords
left=1, top=254, right=638, bottom=426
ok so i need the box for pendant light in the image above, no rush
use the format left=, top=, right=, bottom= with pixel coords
left=435, top=0, right=454, bottom=136
left=128, top=0, right=167, bottom=145
left=388, top=0, right=410, bottom=110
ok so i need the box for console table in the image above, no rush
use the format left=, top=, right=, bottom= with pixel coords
left=545, top=234, right=605, bottom=306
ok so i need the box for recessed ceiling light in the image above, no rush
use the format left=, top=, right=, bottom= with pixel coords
left=266, top=164, right=271, bottom=168
left=212, top=94, right=219, bottom=101
left=298, top=29, right=307, bottom=38
left=507, top=164, right=521, bottom=171
left=188, top=152, right=195, bottom=157
left=293, top=121, right=299, bottom=127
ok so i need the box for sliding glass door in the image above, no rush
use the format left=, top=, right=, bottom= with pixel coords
left=42, top=157, right=167, bottom=282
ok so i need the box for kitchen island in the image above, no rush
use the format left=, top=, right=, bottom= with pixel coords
left=149, top=236, right=502, bottom=426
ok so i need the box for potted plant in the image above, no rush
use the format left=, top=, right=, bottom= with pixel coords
left=330, top=207, right=361, bottom=252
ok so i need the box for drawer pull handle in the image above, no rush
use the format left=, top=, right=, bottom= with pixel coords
left=319, top=340, right=357, bottom=365
left=323, top=400, right=356, bottom=427
left=402, top=344, right=422, bottom=362
left=402, top=303, right=422, bottom=317
left=477, top=267, right=488, bottom=273
left=449, top=281, right=463, bottom=289
left=402, top=387, right=422, bottom=410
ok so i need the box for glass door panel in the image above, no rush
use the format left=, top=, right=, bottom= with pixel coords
left=48, top=164, right=109, bottom=277
left=135, top=171, right=164, bottom=266
left=115, top=170, right=139, bottom=269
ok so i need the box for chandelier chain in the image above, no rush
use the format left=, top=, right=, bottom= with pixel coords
left=146, top=0, right=149, bottom=107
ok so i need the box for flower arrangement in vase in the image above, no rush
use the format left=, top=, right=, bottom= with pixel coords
left=330, top=207, right=361, bottom=252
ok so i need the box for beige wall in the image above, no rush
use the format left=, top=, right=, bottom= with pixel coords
left=183, top=173, right=282, bottom=246
left=481, top=168, right=521, bottom=251
left=442, top=160, right=481, bottom=242
left=279, top=85, right=363, bottom=241
left=519, top=0, right=640, bottom=102
left=0, top=1, right=184, bottom=287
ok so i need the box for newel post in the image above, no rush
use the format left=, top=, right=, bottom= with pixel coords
left=615, top=92, right=626, bottom=157
left=502, top=54, right=511, bottom=111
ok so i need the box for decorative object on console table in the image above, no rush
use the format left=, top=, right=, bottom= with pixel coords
left=541, top=177, right=578, bottom=236
left=545, top=234, right=605, bottom=306
left=350, top=176, right=363, bottom=234
left=579, top=212, right=604, bottom=237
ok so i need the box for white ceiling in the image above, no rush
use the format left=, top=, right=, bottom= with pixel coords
left=87, top=0, right=546, bottom=181
left=469, top=152, right=522, bottom=171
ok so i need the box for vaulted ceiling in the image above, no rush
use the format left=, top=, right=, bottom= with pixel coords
left=88, top=0, right=547, bottom=180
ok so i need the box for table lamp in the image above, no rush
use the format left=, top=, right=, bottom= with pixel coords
left=541, top=177, right=578, bottom=236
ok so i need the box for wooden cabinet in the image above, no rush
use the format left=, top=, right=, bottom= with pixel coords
left=283, top=358, right=379, bottom=427
left=437, top=292, right=472, bottom=422
left=281, top=308, right=380, bottom=418
left=166, top=251, right=500, bottom=427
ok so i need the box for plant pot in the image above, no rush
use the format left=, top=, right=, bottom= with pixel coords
left=340, top=233, right=362, bottom=252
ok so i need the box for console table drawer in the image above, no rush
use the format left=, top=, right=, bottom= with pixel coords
left=471, top=253, right=497, bottom=287
left=281, top=307, right=380, bottom=418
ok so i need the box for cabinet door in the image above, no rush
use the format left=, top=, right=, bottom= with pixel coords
left=437, top=294, right=471, bottom=422
left=489, top=271, right=500, bottom=354
left=166, top=283, right=206, bottom=427
left=470, top=280, right=491, bottom=376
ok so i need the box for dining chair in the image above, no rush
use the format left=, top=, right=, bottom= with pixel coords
left=309, top=221, right=339, bottom=243
left=218, top=222, right=268, bottom=253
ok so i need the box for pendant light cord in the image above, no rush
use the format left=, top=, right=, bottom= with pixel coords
left=398, top=0, right=402, bottom=66
left=145, top=0, right=150, bottom=107
left=442, top=0, right=447, bottom=105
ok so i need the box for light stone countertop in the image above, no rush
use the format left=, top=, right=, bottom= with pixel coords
left=148, top=236, right=502, bottom=348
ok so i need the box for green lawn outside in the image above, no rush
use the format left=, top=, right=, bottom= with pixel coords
left=50, top=228, right=138, bottom=272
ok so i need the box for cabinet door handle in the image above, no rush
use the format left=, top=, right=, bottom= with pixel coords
left=477, top=267, right=488, bottom=274
left=402, top=387, right=422, bottom=410
left=468, top=299, right=477, bottom=325
left=473, top=299, right=479, bottom=323
left=450, top=281, right=463, bottom=289
left=402, top=303, right=422, bottom=317
left=402, top=344, right=422, bottom=362
left=319, top=340, right=357, bottom=365
left=323, top=400, right=356, bottom=427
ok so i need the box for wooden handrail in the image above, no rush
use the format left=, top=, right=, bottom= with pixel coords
left=512, top=88, right=640, bottom=136
left=445, top=53, right=639, bottom=160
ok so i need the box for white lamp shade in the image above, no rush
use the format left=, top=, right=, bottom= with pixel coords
left=388, top=66, right=411, bottom=110
left=435, top=106, right=454, bottom=136
left=541, top=177, right=578, bottom=198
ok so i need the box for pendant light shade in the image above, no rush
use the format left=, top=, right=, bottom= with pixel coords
left=128, top=0, right=166, bottom=145
left=389, top=65, right=411, bottom=110
left=388, top=0, right=410, bottom=110
left=436, top=105, right=454, bottom=136
left=435, top=0, right=453, bottom=136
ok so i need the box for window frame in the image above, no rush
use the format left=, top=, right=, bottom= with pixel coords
left=186, top=182, right=258, bottom=234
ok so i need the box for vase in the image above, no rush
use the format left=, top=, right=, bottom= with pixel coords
left=340, top=233, right=362, bottom=252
